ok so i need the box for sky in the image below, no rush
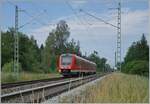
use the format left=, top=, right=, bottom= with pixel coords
left=1, top=0, right=149, bottom=67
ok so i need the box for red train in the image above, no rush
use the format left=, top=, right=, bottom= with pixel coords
left=58, top=53, right=96, bottom=76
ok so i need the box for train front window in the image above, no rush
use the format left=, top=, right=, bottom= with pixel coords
left=61, top=56, right=72, bottom=65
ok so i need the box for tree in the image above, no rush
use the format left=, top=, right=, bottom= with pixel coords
left=88, top=51, right=107, bottom=72
left=2, top=61, right=22, bottom=72
left=122, top=34, right=149, bottom=76
left=122, top=60, right=148, bottom=76
left=55, top=20, right=70, bottom=54
left=1, top=28, right=14, bottom=67
left=42, top=20, right=71, bottom=72
left=65, top=39, right=82, bottom=55
left=124, top=34, right=149, bottom=63
left=2, top=28, right=41, bottom=72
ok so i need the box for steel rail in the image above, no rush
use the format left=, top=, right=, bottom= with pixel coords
left=2, top=77, right=65, bottom=89
left=1, top=73, right=109, bottom=103
left=1, top=77, right=83, bottom=98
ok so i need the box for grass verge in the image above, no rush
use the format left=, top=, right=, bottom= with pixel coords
left=59, top=72, right=149, bottom=103
left=1, top=71, right=62, bottom=84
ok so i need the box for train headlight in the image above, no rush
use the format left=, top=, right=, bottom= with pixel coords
left=58, top=69, right=61, bottom=72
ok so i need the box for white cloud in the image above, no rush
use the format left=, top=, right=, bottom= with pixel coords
left=70, top=0, right=87, bottom=4
left=69, top=0, right=88, bottom=8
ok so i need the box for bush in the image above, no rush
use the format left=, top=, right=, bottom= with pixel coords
left=2, top=61, right=22, bottom=72
left=129, top=61, right=149, bottom=76
left=122, top=60, right=149, bottom=76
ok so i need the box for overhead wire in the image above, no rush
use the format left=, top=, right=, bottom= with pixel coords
left=6, top=0, right=16, bottom=7
left=29, top=2, right=50, bottom=22
left=65, top=1, right=85, bottom=25
left=65, top=0, right=93, bottom=36
left=79, top=9, right=119, bottom=29
left=19, top=11, right=47, bottom=29
left=22, top=10, right=55, bottom=27
left=65, top=0, right=101, bottom=55
left=6, top=0, right=55, bottom=29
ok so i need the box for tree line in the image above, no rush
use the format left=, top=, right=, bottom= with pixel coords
left=2, top=20, right=111, bottom=73
left=121, top=34, right=149, bottom=77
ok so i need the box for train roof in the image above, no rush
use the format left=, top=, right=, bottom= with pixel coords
left=60, top=53, right=96, bottom=66
left=75, top=55, right=96, bottom=65
left=61, top=53, right=73, bottom=56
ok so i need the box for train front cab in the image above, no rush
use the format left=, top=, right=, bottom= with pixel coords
left=58, top=54, right=75, bottom=77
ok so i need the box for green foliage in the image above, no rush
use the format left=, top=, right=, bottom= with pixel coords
left=1, top=28, right=14, bottom=67
left=88, top=51, right=112, bottom=72
left=122, top=34, right=149, bottom=76
left=50, top=55, right=57, bottom=73
left=19, top=35, right=41, bottom=71
left=130, top=61, right=149, bottom=76
left=66, top=39, right=82, bottom=55
left=2, top=61, right=13, bottom=72
left=2, top=61, right=22, bottom=72
left=2, top=28, right=41, bottom=72
left=1, top=72, right=62, bottom=83
left=124, top=34, right=149, bottom=63
left=123, top=60, right=149, bottom=76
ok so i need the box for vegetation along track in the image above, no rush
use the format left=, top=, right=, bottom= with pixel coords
left=1, top=73, right=110, bottom=103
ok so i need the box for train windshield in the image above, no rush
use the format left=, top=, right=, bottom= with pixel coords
left=61, top=55, right=72, bottom=65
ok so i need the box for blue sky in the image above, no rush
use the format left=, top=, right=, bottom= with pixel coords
left=1, top=0, right=149, bottom=67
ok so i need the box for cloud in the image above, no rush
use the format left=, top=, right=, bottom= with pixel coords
left=69, top=0, right=88, bottom=8
left=70, top=0, right=87, bottom=4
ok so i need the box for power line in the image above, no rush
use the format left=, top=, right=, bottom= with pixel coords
left=6, top=0, right=55, bottom=29
left=65, top=1, right=89, bottom=25
left=29, top=2, right=53, bottom=24
left=65, top=0, right=92, bottom=36
left=65, top=1, right=105, bottom=57
left=19, top=11, right=55, bottom=29
left=19, top=11, right=45, bottom=29
left=79, top=9, right=119, bottom=29
left=6, top=0, right=16, bottom=6
left=22, top=10, right=54, bottom=27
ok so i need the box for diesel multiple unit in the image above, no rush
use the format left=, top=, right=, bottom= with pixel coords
left=58, top=53, right=96, bottom=76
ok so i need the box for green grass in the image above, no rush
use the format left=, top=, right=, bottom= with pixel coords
left=59, top=72, right=149, bottom=103
left=1, top=71, right=62, bottom=84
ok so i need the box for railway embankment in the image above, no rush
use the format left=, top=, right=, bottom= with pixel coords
left=55, top=72, right=148, bottom=103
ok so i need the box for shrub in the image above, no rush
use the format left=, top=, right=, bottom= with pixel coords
left=2, top=61, right=22, bottom=72
left=129, top=61, right=149, bottom=76
left=122, top=60, right=149, bottom=76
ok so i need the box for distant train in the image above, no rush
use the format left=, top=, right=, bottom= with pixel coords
left=57, top=53, right=96, bottom=77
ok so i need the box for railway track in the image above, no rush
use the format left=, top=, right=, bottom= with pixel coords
left=1, top=76, right=78, bottom=95
left=2, top=77, right=65, bottom=89
left=1, top=73, right=109, bottom=103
